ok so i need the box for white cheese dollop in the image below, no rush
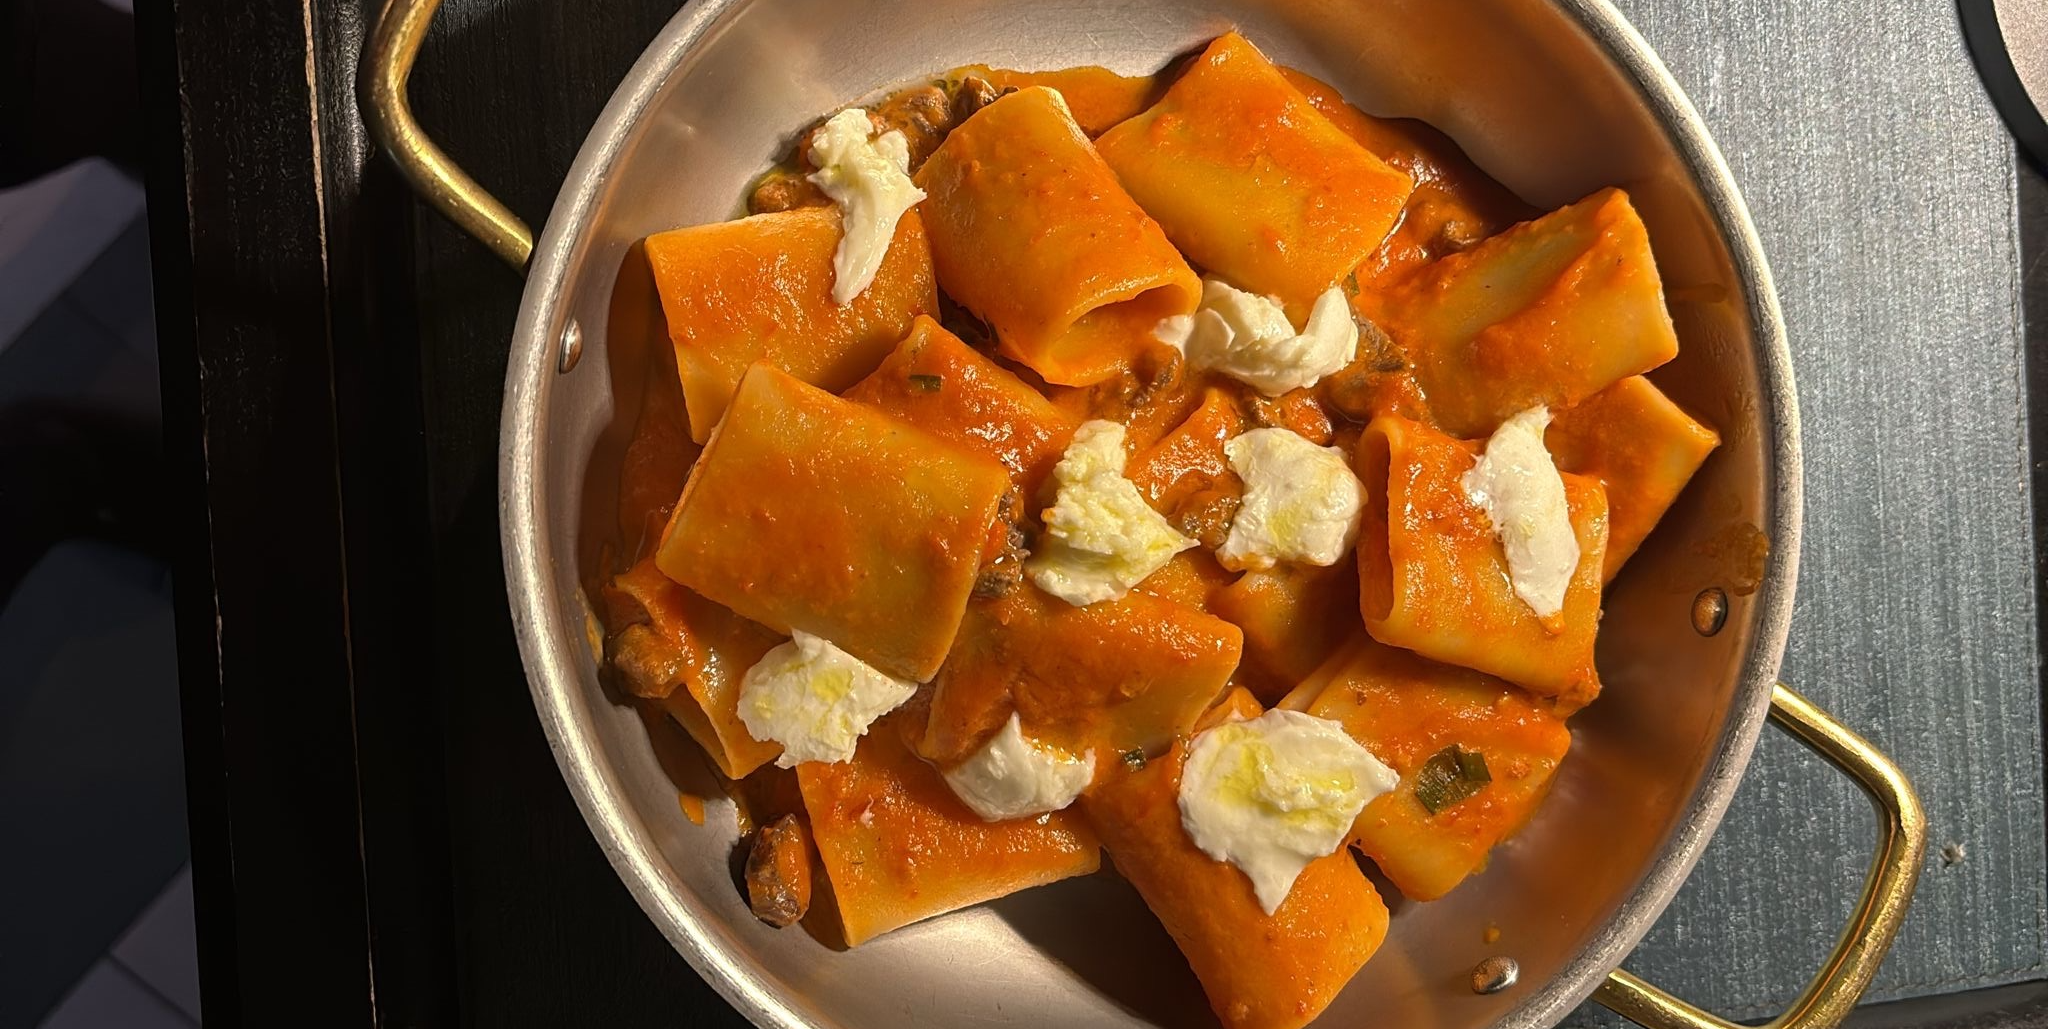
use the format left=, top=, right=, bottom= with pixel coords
left=1153, top=278, right=1358, bottom=396
left=1216, top=427, right=1366, bottom=572
left=1462, top=406, right=1580, bottom=621
left=806, top=108, right=928, bottom=306
left=942, top=712, right=1096, bottom=822
left=1027, top=420, right=1196, bottom=606
left=1177, top=709, right=1398, bottom=915
left=737, top=630, right=919, bottom=768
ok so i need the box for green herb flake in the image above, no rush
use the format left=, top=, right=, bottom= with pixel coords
left=908, top=373, right=943, bottom=393
left=1455, top=747, right=1491, bottom=784
left=1414, top=744, right=1491, bottom=815
left=1120, top=748, right=1147, bottom=771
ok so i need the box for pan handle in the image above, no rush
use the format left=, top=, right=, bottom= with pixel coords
left=360, top=0, right=534, bottom=271
left=1595, top=684, right=1927, bottom=1029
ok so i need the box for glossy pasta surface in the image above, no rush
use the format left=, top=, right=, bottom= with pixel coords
left=1098, top=33, right=1414, bottom=309
left=919, top=584, right=1243, bottom=765
left=915, top=87, right=1198, bottom=386
left=799, top=716, right=1101, bottom=946
left=1367, top=188, right=1680, bottom=438
left=1082, top=737, right=1390, bottom=1029
left=843, top=315, right=1078, bottom=490
left=1354, top=413, right=1608, bottom=709
left=658, top=363, right=1011, bottom=682
left=1300, top=638, right=1572, bottom=901
left=647, top=205, right=938, bottom=441
left=1547, top=375, right=1721, bottom=580
left=603, top=555, right=786, bottom=778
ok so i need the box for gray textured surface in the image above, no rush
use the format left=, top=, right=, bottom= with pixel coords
left=1994, top=0, right=2048, bottom=127
left=1566, top=1, right=2044, bottom=1024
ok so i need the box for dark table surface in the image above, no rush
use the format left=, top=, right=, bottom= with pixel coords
left=142, top=0, right=2048, bottom=1026
left=145, top=0, right=769, bottom=1022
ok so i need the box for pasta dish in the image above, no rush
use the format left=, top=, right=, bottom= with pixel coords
left=596, top=31, right=1719, bottom=1029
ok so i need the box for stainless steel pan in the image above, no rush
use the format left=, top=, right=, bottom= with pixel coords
left=361, top=2, right=1927, bottom=1026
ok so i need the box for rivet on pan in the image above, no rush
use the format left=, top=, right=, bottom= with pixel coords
left=1691, top=587, right=1729, bottom=637
left=1470, top=956, right=1519, bottom=995
left=558, top=318, right=585, bottom=373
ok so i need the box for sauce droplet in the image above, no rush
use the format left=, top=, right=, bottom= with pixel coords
left=1692, top=587, right=1728, bottom=637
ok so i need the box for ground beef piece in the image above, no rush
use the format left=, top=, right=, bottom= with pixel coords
left=951, top=75, right=1002, bottom=123
left=747, top=170, right=827, bottom=215
left=1246, top=388, right=1334, bottom=445
left=973, top=488, right=1030, bottom=598
left=608, top=623, right=686, bottom=700
left=1172, top=484, right=1242, bottom=552
left=869, top=84, right=955, bottom=167
left=745, top=815, right=813, bottom=928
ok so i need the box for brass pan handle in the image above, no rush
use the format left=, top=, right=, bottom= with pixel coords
left=1596, top=684, right=1927, bottom=1029
left=361, top=0, right=534, bottom=271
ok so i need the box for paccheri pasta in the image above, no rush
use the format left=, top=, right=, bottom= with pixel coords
left=599, top=30, right=1717, bottom=1029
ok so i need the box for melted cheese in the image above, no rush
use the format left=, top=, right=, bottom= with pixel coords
left=942, top=713, right=1096, bottom=822
left=1153, top=278, right=1358, bottom=396
left=1461, top=406, right=1579, bottom=620
left=1216, top=427, right=1365, bottom=572
left=807, top=108, right=928, bottom=305
left=1177, top=709, right=1397, bottom=914
left=1027, top=420, right=1196, bottom=606
left=737, top=630, right=918, bottom=767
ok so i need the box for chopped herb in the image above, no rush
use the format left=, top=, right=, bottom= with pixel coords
left=1414, top=744, right=1491, bottom=815
left=1456, top=747, right=1491, bottom=783
left=908, top=373, right=943, bottom=392
left=1120, top=748, right=1147, bottom=771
